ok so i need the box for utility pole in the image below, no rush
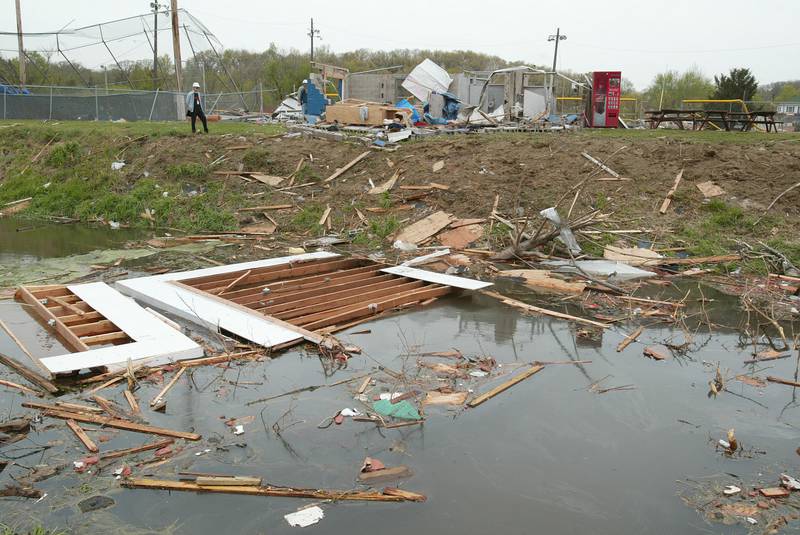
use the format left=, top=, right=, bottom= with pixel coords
left=150, top=2, right=164, bottom=89
left=170, top=0, right=182, bottom=93
left=15, top=0, right=25, bottom=87
left=308, top=18, right=321, bottom=63
left=547, top=28, right=567, bottom=113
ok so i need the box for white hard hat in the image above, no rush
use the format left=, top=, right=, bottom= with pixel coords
left=192, top=82, right=200, bottom=88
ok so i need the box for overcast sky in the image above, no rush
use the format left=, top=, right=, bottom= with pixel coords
left=4, top=0, right=800, bottom=90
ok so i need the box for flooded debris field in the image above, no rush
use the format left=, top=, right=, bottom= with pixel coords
left=1, top=122, right=800, bottom=535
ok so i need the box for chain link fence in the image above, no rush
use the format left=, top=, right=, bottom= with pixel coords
left=1, top=85, right=264, bottom=122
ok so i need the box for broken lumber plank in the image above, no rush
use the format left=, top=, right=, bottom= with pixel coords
left=357, top=376, right=371, bottom=394
left=124, top=390, right=141, bottom=414
left=760, top=487, right=790, bottom=498
left=581, top=152, right=620, bottom=178
left=150, top=367, right=185, bottom=407
left=368, top=171, right=399, bottom=194
left=218, top=270, right=252, bottom=295
left=650, top=254, right=740, bottom=266
left=318, top=205, right=332, bottom=227
left=92, top=395, right=126, bottom=419
left=177, top=350, right=260, bottom=368
left=0, top=378, right=42, bottom=396
left=55, top=401, right=104, bottom=414
left=643, top=347, right=667, bottom=360
left=194, top=476, right=262, bottom=487
left=482, top=291, right=608, bottom=329
left=22, top=404, right=201, bottom=440
left=743, top=353, right=791, bottom=364
left=84, top=375, right=125, bottom=397
left=659, top=169, right=684, bottom=214
left=121, top=478, right=426, bottom=502
left=357, top=466, right=413, bottom=483
left=616, top=326, right=644, bottom=352
left=248, top=173, right=284, bottom=187
left=394, top=211, right=452, bottom=245
left=467, top=365, right=544, bottom=408
left=0, top=319, right=49, bottom=375
left=0, top=352, right=58, bottom=394
left=99, top=438, right=174, bottom=460
left=324, top=151, right=371, bottom=182
left=497, top=269, right=586, bottom=294
left=767, top=376, right=800, bottom=388
left=237, top=204, right=294, bottom=212
left=47, top=295, right=85, bottom=316
left=66, top=419, right=98, bottom=453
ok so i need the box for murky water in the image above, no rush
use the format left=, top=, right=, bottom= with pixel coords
left=2, top=272, right=799, bottom=534
left=0, top=216, right=144, bottom=265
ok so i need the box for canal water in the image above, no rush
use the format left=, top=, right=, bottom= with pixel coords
left=0, top=221, right=798, bottom=534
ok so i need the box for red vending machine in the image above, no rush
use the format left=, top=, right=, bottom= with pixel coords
left=587, top=71, right=621, bottom=128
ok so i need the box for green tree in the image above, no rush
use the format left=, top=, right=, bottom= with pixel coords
left=642, top=68, right=713, bottom=110
left=774, top=83, right=800, bottom=102
left=711, top=67, right=758, bottom=101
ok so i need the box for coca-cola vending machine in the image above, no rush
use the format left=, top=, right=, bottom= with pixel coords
left=587, top=71, right=621, bottom=128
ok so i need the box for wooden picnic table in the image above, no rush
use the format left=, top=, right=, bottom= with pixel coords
left=727, top=111, right=780, bottom=132
left=646, top=109, right=781, bottom=132
left=645, top=109, right=703, bottom=130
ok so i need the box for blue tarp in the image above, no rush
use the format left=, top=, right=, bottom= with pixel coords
left=0, top=84, right=30, bottom=95
left=395, top=98, right=419, bottom=122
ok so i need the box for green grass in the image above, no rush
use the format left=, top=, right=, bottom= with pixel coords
left=290, top=203, right=325, bottom=232
left=45, top=141, right=81, bottom=167
left=166, top=162, right=207, bottom=179
left=242, top=147, right=274, bottom=171
left=0, top=120, right=282, bottom=232
left=353, top=215, right=401, bottom=247
left=671, top=199, right=800, bottom=272
left=584, top=128, right=800, bottom=145
left=0, top=525, right=66, bottom=535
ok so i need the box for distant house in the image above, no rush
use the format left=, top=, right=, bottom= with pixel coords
left=776, top=101, right=800, bottom=114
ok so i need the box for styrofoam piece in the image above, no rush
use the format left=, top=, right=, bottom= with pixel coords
left=380, top=265, right=493, bottom=290
left=542, top=260, right=656, bottom=280
left=285, top=506, right=324, bottom=527
left=115, top=252, right=339, bottom=348
left=38, top=282, right=202, bottom=374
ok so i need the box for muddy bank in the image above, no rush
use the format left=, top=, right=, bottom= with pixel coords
left=2, top=121, right=799, bottom=271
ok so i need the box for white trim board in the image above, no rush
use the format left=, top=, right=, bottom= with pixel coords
left=38, top=282, right=203, bottom=375
left=379, top=265, right=493, bottom=290
left=114, top=252, right=492, bottom=348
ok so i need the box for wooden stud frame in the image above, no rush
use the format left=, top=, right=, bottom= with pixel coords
left=116, top=252, right=492, bottom=351
left=14, top=282, right=202, bottom=375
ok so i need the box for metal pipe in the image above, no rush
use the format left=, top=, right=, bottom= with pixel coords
left=149, top=87, right=160, bottom=121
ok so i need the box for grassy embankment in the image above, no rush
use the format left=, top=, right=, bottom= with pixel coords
left=1, top=120, right=799, bottom=271
left=0, top=121, right=283, bottom=232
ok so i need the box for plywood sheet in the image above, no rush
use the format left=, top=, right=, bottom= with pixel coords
left=394, top=211, right=452, bottom=245
left=603, top=246, right=663, bottom=267
left=438, top=224, right=484, bottom=249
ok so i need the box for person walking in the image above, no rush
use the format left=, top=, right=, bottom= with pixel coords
left=185, top=82, right=208, bottom=133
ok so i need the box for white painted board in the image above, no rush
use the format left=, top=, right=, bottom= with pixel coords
left=381, top=265, right=493, bottom=290
left=115, top=252, right=340, bottom=348
left=38, top=282, right=203, bottom=374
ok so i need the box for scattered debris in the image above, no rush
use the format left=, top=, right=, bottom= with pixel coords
left=285, top=506, right=325, bottom=528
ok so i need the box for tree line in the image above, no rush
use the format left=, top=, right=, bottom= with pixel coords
left=1, top=43, right=797, bottom=112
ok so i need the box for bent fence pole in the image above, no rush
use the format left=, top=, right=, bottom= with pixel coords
left=149, top=88, right=160, bottom=121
